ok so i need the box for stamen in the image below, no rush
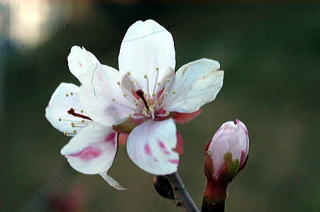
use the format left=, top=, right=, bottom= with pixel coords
left=158, top=71, right=175, bottom=109
left=67, top=108, right=92, bottom=120
left=71, top=122, right=88, bottom=128
left=144, top=75, right=150, bottom=97
left=121, top=90, right=138, bottom=105
left=152, top=67, right=160, bottom=98
left=142, top=108, right=150, bottom=117
left=64, top=132, right=76, bottom=136
left=59, top=118, right=77, bottom=122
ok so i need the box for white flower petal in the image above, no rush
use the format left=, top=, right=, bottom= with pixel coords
left=45, top=83, right=89, bottom=135
left=61, top=122, right=117, bottom=175
left=79, top=64, right=135, bottom=126
left=68, top=46, right=100, bottom=85
left=100, top=172, right=126, bottom=190
left=164, top=58, right=224, bottom=113
left=119, top=20, right=175, bottom=95
left=127, top=119, right=179, bottom=175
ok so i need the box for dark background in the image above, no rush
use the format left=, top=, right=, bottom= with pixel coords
left=1, top=1, right=319, bottom=211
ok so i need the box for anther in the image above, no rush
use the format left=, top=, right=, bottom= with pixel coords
left=117, top=82, right=120, bottom=85
left=123, top=94, right=128, bottom=97
left=128, top=72, right=131, bottom=75
left=70, top=92, right=73, bottom=96
left=66, top=93, right=69, bottom=97
left=80, top=110, right=84, bottom=113
left=58, top=118, right=62, bottom=121
left=71, top=123, right=75, bottom=127
left=73, top=130, right=77, bottom=134
left=172, top=91, right=176, bottom=95
left=112, top=98, right=115, bottom=102
left=144, top=75, right=148, bottom=79
left=155, top=67, right=159, bottom=71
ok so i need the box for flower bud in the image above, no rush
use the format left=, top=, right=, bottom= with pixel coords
left=153, top=176, right=175, bottom=200
left=203, top=120, right=249, bottom=207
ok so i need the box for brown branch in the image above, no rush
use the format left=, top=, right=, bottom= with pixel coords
left=165, top=173, right=199, bottom=212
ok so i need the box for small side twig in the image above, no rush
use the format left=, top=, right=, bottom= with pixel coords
left=166, top=172, right=199, bottom=212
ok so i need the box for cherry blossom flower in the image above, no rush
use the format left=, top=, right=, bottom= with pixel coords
left=45, top=20, right=224, bottom=189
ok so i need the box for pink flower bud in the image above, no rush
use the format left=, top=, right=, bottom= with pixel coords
left=203, top=120, right=249, bottom=204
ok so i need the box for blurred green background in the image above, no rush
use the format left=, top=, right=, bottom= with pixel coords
left=1, top=1, right=319, bottom=211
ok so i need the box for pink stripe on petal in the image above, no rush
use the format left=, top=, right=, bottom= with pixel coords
left=168, top=159, right=179, bottom=164
left=104, top=132, right=116, bottom=143
left=144, top=143, right=152, bottom=156
left=158, top=140, right=166, bottom=149
left=69, top=147, right=102, bottom=160
left=158, top=140, right=171, bottom=155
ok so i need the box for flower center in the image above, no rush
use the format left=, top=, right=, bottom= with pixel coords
left=113, top=69, right=176, bottom=121
left=132, top=89, right=160, bottom=120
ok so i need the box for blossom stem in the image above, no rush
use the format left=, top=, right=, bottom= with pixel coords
left=166, top=172, right=199, bottom=212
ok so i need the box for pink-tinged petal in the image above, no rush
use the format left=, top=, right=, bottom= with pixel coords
left=100, top=172, right=126, bottom=191
left=172, top=109, right=203, bottom=124
left=45, top=83, right=90, bottom=136
left=60, top=122, right=117, bottom=175
left=79, top=63, right=135, bottom=126
left=168, top=159, right=179, bottom=164
left=127, top=119, right=179, bottom=175
left=67, top=46, right=100, bottom=85
left=69, top=146, right=102, bottom=160
left=164, top=59, right=223, bottom=113
left=119, top=20, right=175, bottom=95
